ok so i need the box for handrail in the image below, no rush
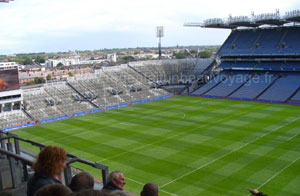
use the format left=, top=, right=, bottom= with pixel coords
left=0, top=148, right=33, bottom=166
left=0, top=130, right=109, bottom=190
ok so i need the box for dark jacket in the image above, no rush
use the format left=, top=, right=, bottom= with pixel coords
left=102, top=182, right=121, bottom=191
left=27, top=173, right=61, bottom=196
left=257, top=192, right=268, bottom=196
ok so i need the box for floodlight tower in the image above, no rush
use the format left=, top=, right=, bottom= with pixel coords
left=156, top=26, right=164, bottom=60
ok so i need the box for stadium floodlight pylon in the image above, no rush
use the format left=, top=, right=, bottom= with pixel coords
left=156, top=26, right=164, bottom=60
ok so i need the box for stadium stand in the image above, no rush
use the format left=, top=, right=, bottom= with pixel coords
left=257, top=73, right=300, bottom=102
left=203, top=71, right=250, bottom=97
left=229, top=72, right=277, bottom=100
left=0, top=59, right=214, bottom=130
left=193, top=25, right=300, bottom=104
left=217, top=26, right=300, bottom=56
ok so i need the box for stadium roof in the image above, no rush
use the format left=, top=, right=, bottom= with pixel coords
left=185, top=9, right=300, bottom=29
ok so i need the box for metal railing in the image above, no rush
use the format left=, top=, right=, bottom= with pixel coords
left=0, top=131, right=109, bottom=191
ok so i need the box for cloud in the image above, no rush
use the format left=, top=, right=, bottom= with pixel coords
left=0, top=0, right=299, bottom=54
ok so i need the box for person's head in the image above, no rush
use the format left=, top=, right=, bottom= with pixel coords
left=33, top=145, right=67, bottom=178
left=69, top=171, right=94, bottom=192
left=141, top=183, right=158, bottom=196
left=34, top=184, right=71, bottom=196
left=107, top=171, right=126, bottom=191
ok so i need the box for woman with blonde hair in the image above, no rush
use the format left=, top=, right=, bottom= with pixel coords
left=27, top=145, right=67, bottom=196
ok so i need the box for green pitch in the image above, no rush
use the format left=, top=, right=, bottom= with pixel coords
left=12, top=96, right=300, bottom=196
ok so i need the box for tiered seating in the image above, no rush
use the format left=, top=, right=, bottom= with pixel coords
left=218, top=30, right=240, bottom=55
left=147, top=61, right=167, bottom=81
left=0, top=110, right=31, bottom=128
left=253, top=28, right=286, bottom=55
left=218, top=27, right=300, bottom=56
left=131, top=62, right=157, bottom=80
left=204, top=72, right=250, bottom=97
left=230, top=30, right=259, bottom=55
left=44, top=82, right=94, bottom=115
left=130, top=59, right=214, bottom=86
left=220, top=61, right=256, bottom=69
left=193, top=59, right=215, bottom=76
left=229, top=73, right=277, bottom=100
left=179, top=60, right=196, bottom=78
left=282, top=62, right=300, bottom=71
left=257, top=73, right=300, bottom=102
left=192, top=72, right=227, bottom=95
left=289, top=89, right=300, bottom=102
left=162, top=61, right=179, bottom=84
left=23, top=87, right=64, bottom=120
left=280, top=27, right=300, bottom=54
left=69, top=68, right=166, bottom=108
left=255, top=62, right=282, bottom=71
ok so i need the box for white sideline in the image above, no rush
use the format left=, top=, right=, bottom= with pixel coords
left=247, top=154, right=300, bottom=196
left=126, top=177, right=179, bottom=196
left=159, top=116, right=300, bottom=188
left=287, top=131, right=300, bottom=141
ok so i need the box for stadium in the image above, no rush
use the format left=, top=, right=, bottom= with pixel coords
left=1, top=5, right=300, bottom=196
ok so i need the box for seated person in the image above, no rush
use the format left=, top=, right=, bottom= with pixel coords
left=71, top=189, right=128, bottom=196
left=69, top=171, right=94, bottom=192
left=141, top=183, right=158, bottom=196
left=248, top=189, right=268, bottom=196
left=27, top=146, right=67, bottom=196
left=102, top=171, right=126, bottom=193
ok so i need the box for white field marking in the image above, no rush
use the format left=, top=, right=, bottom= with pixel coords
left=180, top=112, right=186, bottom=119
left=287, top=132, right=300, bottom=141
left=159, top=116, right=300, bottom=188
left=125, top=177, right=144, bottom=185
left=96, top=106, right=266, bottom=163
left=125, top=177, right=179, bottom=196
left=24, top=98, right=223, bottom=141
left=27, top=107, right=184, bottom=141
left=247, top=153, right=300, bottom=196
left=42, top=97, right=212, bottom=135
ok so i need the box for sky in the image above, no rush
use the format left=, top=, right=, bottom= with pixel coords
left=0, top=0, right=299, bottom=54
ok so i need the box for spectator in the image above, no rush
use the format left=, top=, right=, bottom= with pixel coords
left=102, top=171, right=126, bottom=192
left=70, top=189, right=104, bottom=196
left=141, top=183, right=158, bottom=196
left=248, top=189, right=268, bottom=196
left=71, top=189, right=128, bottom=196
left=27, top=145, right=67, bottom=196
left=109, top=190, right=129, bottom=196
left=69, top=171, right=94, bottom=192
left=34, top=184, right=72, bottom=196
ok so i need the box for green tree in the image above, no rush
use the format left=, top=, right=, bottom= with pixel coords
left=173, top=52, right=187, bottom=59
left=198, top=50, right=212, bottom=58
left=190, top=49, right=197, bottom=54
left=17, top=57, right=33, bottom=65
left=46, top=74, right=51, bottom=80
left=121, top=56, right=135, bottom=63
left=33, top=77, right=45, bottom=84
left=68, top=72, right=73, bottom=77
left=35, top=56, right=46, bottom=64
